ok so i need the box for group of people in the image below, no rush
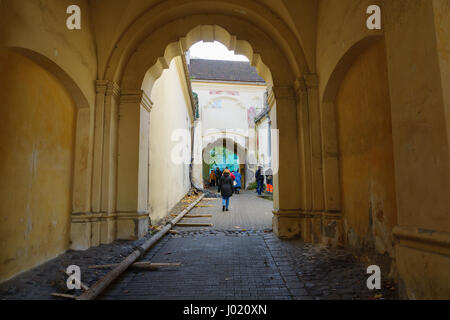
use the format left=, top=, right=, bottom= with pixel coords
left=210, top=166, right=274, bottom=211
left=209, top=167, right=242, bottom=211
left=255, top=166, right=273, bottom=195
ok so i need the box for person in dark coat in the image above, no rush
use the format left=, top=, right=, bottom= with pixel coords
left=255, top=166, right=265, bottom=195
left=215, top=167, right=222, bottom=192
left=218, top=169, right=234, bottom=211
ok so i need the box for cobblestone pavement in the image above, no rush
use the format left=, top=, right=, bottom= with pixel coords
left=0, top=190, right=398, bottom=300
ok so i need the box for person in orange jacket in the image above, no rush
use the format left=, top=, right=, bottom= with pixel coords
left=209, top=170, right=216, bottom=187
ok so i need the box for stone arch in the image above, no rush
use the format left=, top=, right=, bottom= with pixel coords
left=319, top=34, right=397, bottom=254
left=103, top=0, right=309, bottom=87
left=4, top=47, right=90, bottom=109
left=121, top=21, right=289, bottom=95
left=114, top=9, right=305, bottom=242
left=203, top=133, right=247, bottom=158
left=202, top=136, right=248, bottom=171
left=319, top=35, right=385, bottom=214
left=0, top=47, right=82, bottom=281
left=204, top=95, right=248, bottom=111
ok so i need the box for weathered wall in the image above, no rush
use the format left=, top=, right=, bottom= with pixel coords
left=335, top=40, right=397, bottom=261
left=383, top=0, right=450, bottom=299
left=0, top=0, right=97, bottom=108
left=148, top=57, right=192, bottom=223
left=0, top=50, right=75, bottom=282
left=317, top=0, right=383, bottom=101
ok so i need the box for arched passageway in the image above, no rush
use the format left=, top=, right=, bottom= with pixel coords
left=98, top=23, right=303, bottom=244
left=202, top=137, right=248, bottom=186
left=1, top=0, right=450, bottom=300
left=0, top=48, right=83, bottom=282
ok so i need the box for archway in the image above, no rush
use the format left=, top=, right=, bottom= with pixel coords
left=320, top=36, right=398, bottom=259
left=0, top=47, right=87, bottom=282
left=110, top=18, right=303, bottom=241
left=202, top=137, right=248, bottom=187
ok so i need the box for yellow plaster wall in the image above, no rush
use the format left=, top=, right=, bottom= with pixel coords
left=317, top=0, right=383, bottom=101
left=0, top=50, right=75, bottom=282
left=335, top=40, right=397, bottom=256
left=0, top=0, right=97, bottom=108
left=148, top=57, right=192, bottom=223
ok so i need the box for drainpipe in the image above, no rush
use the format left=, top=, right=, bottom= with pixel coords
left=180, top=53, right=213, bottom=195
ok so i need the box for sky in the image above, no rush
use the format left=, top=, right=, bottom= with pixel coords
left=188, top=41, right=249, bottom=61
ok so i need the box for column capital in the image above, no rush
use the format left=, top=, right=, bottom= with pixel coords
left=121, top=89, right=153, bottom=112
left=95, top=80, right=109, bottom=94
left=294, top=77, right=307, bottom=103
left=95, top=80, right=120, bottom=98
left=271, top=86, right=296, bottom=101
left=106, top=81, right=120, bottom=98
left=267, top=89, right=276, bottom=109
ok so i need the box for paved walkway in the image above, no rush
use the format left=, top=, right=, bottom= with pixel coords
left=100, top=191, right=397, bottom=300
left=178, top=189, right=273, bottom=231
left=0, top=190, right=398, bottom=300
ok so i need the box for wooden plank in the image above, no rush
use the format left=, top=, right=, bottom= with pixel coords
left=176, top=223, right=214, bottom=227
left=88, top=262, right=181, bottom=269
left=78, top=194, right=204, bottom=300
left=183, top=215, right=213, bottom=218
left=172, top=214, right=212, bottom=218
left=51, top=293, right=77, bottom=299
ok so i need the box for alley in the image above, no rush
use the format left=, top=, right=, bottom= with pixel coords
left=0, top=191, right=397, bottom=300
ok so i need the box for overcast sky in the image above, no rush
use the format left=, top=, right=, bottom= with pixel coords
left=189, top=41, right=249, bottom=61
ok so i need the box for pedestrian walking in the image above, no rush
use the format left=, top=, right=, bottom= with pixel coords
left=215, top=167, right=222, bottom=192
left=255, top=166, right=265, bottom=195
left=218, top=168, right=233, bottom=211
left=233, top=169, right=242, bottom=194
left=209, top=170, right=216, bottom=187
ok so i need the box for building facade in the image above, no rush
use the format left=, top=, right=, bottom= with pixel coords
left=188, top=59, right=268, bottom=188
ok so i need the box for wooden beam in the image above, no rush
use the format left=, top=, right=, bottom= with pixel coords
left=176, top=223, right=214, bottom=227
left=172, top=214, right=212, bottom=218
left=77, top=194, right=205, bottom=300
left=51, top=293, right=77, bottom=299
left=88, top=262, right=181, bottom=269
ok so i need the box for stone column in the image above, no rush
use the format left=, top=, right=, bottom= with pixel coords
left=294, top=79, right=313, bottom=242
left=384, top=0, right=450, bottom=299
left=70, top=80, right=120, bottom=249
left=304, top=75, right=326, bottom=243
left=116, top=89, right=152, bottom=240
left=70, top=103, right=94, bottom=250
left=271, top=86, right=302, bottom=238
left=100, top=81, right=120, bottom=244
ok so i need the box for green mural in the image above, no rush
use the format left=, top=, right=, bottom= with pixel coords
left=208, top=146, right=239, bottom=172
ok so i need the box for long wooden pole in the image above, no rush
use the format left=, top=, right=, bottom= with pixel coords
left=77, top=194, right=205, bottom=300
left=88, top=262, right=181, bottom=269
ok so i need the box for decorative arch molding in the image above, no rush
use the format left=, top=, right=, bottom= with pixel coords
left=319, top=34, right=385, bottom=213
left=203, top=95, right=248, bottom=111
left=122, top=22, right=285, bottom=95
left=202, top=136, right=248, bottom=166
left=203, top=131, right=248, bottom=152
left=322, top=35, right=385, bottom=104
left=4, top=47, right=90, bottom=109
left=103, top=0, right=309, bottom=87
